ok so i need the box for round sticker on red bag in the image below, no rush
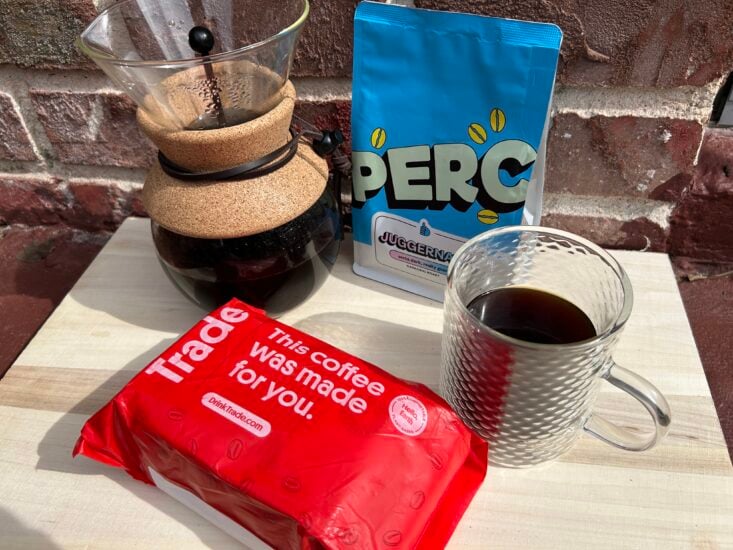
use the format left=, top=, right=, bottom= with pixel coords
left=389, top=395, right=428, bottom=436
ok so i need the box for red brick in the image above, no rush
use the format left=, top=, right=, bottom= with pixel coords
left=673, top=257, right=733, bottom=281
left=649, top=173, right=693, bottom=203
left=67, top=181, right=123, bottom=230
left=66, top=181, right=148, bottom=231
left=30, top=91, right=155, bottom=168
left=546, top=114, right=702, bottom=198
left=415, top=0, right=733, bottom=87
left=669, top=128, right=733, bottom=263
left=543, top=213, right=668, bottom=252
left=0, top=176, right=143, bottom=232
left=0, top=176, right=67, bottom=226
left=4, top=0, right=357, bottom=75
left=0, top=0, right=97, bottom=68
left=0, top=0, right=357, bottom=74
left=0, top=93, right=37, bottom=161
left=0, top=225, right=105, bottom=375
left=0, top=0, right=355, bottom=74
left=127, top=188, right=148, bottom=218
left=293, top=1, right=359, bottom=77
left=294, top=100, right=352, bottom=153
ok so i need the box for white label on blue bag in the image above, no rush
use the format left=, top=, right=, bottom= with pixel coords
left=372, top=213, right=465, bottom=283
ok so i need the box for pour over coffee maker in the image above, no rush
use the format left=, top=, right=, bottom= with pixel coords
left=78, top=0, right=341, bottom=316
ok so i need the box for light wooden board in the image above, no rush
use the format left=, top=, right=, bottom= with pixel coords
left=1, top=217, right=731, bottom=549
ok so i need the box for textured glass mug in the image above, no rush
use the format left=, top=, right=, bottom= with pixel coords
left=440, top=226, right=671, bottom=467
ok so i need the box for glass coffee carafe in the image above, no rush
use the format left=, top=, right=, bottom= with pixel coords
left=151, top=193, right=340, bottom=316
left=78, top=0, right=341, bottom=316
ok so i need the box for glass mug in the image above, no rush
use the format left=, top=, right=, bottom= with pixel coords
left=440, top=226, right=671, bottom=467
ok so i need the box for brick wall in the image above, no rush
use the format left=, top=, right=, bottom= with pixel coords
left=1, top=0, right=732, bottom=267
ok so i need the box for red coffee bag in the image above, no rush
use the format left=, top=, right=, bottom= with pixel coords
left=74, top=299, right=487, bottom=549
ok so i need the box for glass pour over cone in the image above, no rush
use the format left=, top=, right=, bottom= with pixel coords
left=78, top=0, right=308, bottom=130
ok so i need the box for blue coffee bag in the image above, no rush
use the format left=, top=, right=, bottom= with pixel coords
left=351, top=2, right=562, bottom=300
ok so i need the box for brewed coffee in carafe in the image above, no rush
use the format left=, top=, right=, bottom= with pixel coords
left=152, top=190, right=340, bottom=315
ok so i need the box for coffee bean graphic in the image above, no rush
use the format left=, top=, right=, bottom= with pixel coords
left=167, top=409, right=184, bottom=421
left=477, top=209, right=499, bottom=224
left=468, top=122, right=487, bottom=144
left=383, top=530, right=402, bottom=547
left=283, top=476, right=301, bottom=492
left=409, top=490, right=426, bottom=510
left=429, top=452, right=444, bottom=470
left=440, top=415, right=460, bottom=432
left=371, top=127, right=387, bottom=149
left=227, top=439, right=243, bottom=460
left=336, top=526, right=359, bottom=545
left=490, top=107, right=506, bottom=132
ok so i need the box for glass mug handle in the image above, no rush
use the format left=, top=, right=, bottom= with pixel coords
left=584, top=363, right=672, bottom=451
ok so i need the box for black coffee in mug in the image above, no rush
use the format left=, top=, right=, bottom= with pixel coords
left=467, top=287, right=596, bottom=345
left=443, top=227, right=671, bottom=467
